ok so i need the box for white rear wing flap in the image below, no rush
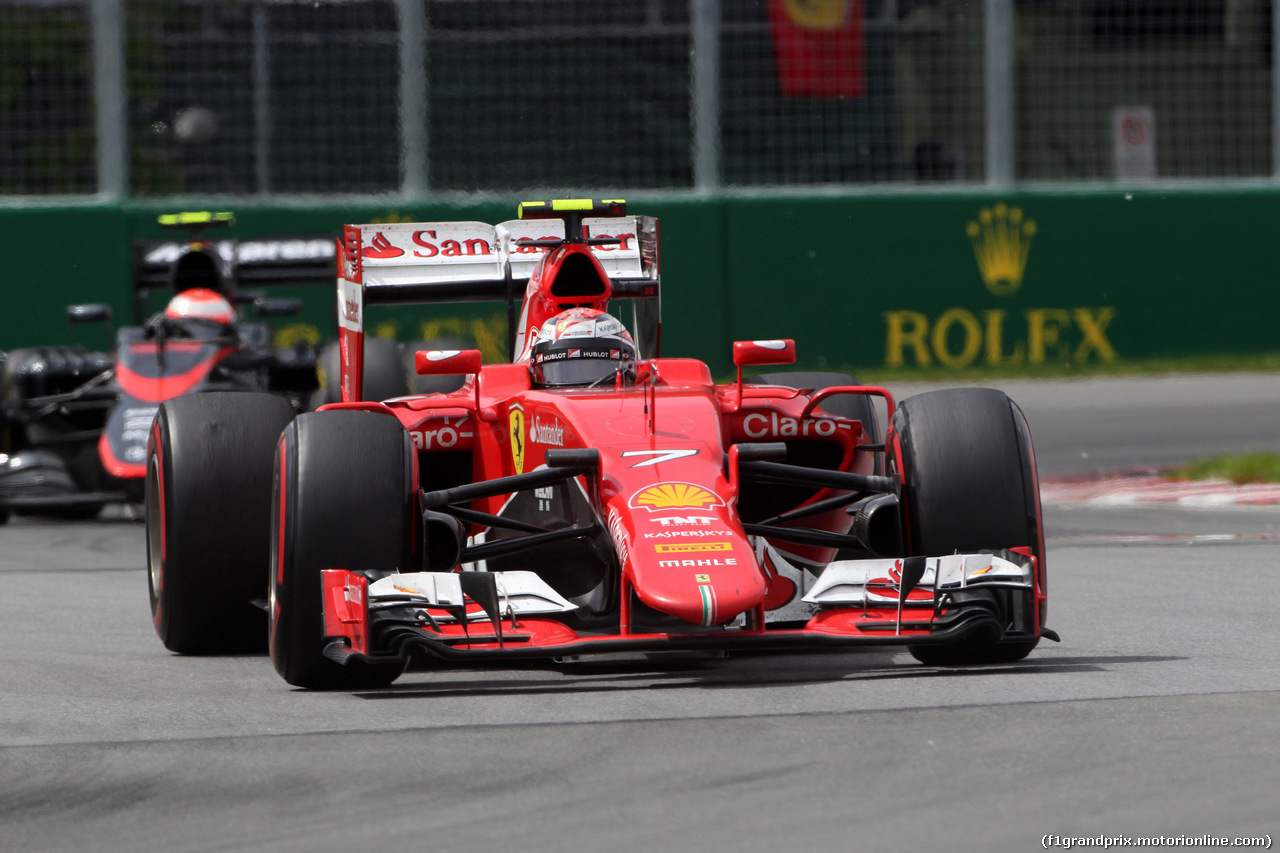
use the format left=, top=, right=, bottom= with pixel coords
left=335, top=214, right=659, bottom=401
left=496, top=215, right=657, bottom=282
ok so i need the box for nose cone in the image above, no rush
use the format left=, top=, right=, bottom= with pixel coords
left=611, top=496, right=767, bottom=628
left=635, top=558, right=767, bottom=627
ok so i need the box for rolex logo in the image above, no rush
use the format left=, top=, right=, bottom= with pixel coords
left=966, top=203, right=1036, bottom=296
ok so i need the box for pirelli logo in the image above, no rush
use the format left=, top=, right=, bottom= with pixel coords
left=654, top=541, right=732, bottom=554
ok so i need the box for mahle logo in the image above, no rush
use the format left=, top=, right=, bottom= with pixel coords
left=966, top=203, right=1036, bottom=296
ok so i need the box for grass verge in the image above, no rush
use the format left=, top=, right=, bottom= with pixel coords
left=1171, top=453, right=1280, bottom=485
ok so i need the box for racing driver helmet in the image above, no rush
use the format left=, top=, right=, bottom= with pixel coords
left=165, top=287, right=236, bottom=324
left=530, top=308, right=637, bottom=388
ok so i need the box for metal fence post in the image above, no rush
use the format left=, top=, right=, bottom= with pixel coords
left=397, top=0, right=428, bottom=198
left=252, top=1, right=272, bottom=194
left=691, top=0, right=721, bottom=193
left=985, top=0, right=1014, bottom=187
left=1274, top=0, right=1279, bottom=178
left=91, top=0, right=128, bottom=199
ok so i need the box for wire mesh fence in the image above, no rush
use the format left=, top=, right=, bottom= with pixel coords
left=1, top=0, right=1275, bottom=198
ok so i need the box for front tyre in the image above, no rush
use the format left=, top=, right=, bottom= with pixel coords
left=147, top=392, right=296, bottom=654
left=889, top=387, right=1047, bottom=666
left=270, top=409, right=415, bottom=689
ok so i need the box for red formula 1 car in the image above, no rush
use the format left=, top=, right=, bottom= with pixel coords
left=145, top=200, right=1056, bottom=687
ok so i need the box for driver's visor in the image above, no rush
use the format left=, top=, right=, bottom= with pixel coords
left=532, top=345, right=632, bottom=387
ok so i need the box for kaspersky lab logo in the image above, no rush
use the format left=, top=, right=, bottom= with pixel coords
left=966, top=203, right=1036, bottom=296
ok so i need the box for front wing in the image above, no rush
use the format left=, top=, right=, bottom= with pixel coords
left=318, top=550, right=1046, bottom=666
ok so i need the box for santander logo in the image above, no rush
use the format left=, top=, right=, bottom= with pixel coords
left=361, top=232, right=404, bottom=259
left=530, top=415, right=565, bottom=447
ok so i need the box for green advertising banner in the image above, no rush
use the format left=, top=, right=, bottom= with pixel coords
left=2, top=189, right=1278, bottom=378
left=719, top=190, right=1280, bottom=374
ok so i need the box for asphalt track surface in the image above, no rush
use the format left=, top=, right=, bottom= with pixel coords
left=3, top=373, right=1279, bottom=852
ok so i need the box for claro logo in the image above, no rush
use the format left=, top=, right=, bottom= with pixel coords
left=742, top=412, right=842, bottom=439
left=409, top=416, right=473, bottom=450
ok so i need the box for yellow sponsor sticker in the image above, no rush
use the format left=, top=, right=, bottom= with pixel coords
left=630, top=482, right=723, bottom=512
left=654, top=542, right=732, bottom=554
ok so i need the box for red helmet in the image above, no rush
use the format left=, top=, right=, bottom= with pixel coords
left=530, top=308, right=636, bottom=387
left=165, top=288, right=235, bottom=324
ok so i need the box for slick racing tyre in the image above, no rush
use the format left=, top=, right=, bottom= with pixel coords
left=147, top=392, right=296, bottom=654
left=313, top=338, right=410, bottom=407
left=889, top=387, right=1046, bottom=666
left=271, top=409, right=415, bottom=689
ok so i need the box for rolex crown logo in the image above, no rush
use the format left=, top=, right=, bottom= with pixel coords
left=966, top=203, right=1036, bottom=296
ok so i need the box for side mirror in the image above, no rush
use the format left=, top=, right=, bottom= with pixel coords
left=67, top=304, right=112, bottom=324
left=733, top=339, right=795, bottom=368
left=255, top=297, right=303, bottom=318
left=733, top=339, right=795, bottom=404
left=415, top=348, right=482, bottom=377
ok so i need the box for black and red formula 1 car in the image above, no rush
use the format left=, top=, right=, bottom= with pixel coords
left=1, top=212, right=406, bottom=523
left=145, top=200, right=1056, bottom=687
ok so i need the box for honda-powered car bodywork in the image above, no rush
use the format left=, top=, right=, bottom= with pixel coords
left=145, top=200, right=1056, bottom=687
left=0, top=212, right=335, bottom=521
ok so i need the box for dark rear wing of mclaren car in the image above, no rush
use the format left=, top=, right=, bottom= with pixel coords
left=131, top=211, right=336, bottom=324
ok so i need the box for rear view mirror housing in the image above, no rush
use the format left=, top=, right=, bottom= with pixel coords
left=415, top=349, right=483, bottom=377
left=67, top=303, right=113, bottom=324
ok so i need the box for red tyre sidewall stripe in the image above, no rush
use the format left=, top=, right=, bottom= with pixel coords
left=1016, top=408, right=1048, bottom=632
left=152, top=419, right=167, bottom=565
left=276, top=437, right=289, bottom=587
left=271, top=435, right=289, bottom=665
left=150, top=417, right=167, bottom=631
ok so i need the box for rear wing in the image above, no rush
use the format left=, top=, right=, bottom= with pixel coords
left=131, top=211, right=336, bottom=323
left=132, top=236, right=335, bottom=288
left=335, top=210, right=659, bottom=402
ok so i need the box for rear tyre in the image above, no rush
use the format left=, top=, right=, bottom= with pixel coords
left=889, top=387, right=1046, bottom=666
left=147, top=392, right=296, bottom=654
left=271, top=409, right=415, bottom=689
left=313, top=338, right=410, bottom=407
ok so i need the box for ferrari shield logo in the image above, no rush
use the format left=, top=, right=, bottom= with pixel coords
left=509, top=405, right=525, bottom=474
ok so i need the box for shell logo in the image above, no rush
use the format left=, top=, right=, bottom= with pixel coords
left=630, top=482, right=724, bottom=513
